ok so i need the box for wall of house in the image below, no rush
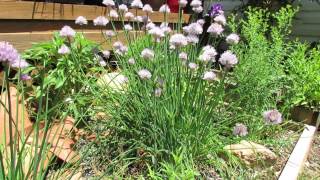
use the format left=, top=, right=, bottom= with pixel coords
left=204, top=0, right=320, bottom=42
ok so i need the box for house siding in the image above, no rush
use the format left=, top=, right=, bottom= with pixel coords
left=204, top=0, right=320, bottom=42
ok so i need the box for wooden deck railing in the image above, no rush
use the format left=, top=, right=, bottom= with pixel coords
left=0, top=1, right=191, bottom=51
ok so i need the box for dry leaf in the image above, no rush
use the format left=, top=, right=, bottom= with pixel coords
left=0, top=87, right=80, bottom=178
left=47, top=167, right=83, bottom=180
left=26, top=116, right=80, bottom=163
left=0, top=86, right=33, bottom=145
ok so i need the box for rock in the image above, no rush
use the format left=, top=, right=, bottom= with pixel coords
left=93, top=112, right=110, bottom=120
left=97, top=72, right=128, bottom=92
left=224, top=140, right=277, bottom=165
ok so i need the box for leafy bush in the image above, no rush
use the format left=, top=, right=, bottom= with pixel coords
left=226, top=6, right=297, bottom=113
left=0, top=28, right=102, bottom=179
left=22, top=33, right=103, bottom=120
left=283, top=43, right=320, bottom=109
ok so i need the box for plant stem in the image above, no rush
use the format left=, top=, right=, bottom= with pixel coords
left=5, top=65, right=16, bottom=179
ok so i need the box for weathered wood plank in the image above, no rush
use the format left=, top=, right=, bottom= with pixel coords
left=0, top=1, right=190, bottom=23
left=0, top=20, right=141, bottom=33
left=0, top=30, right=144, bottom=51
left=278, top=124, right=317, bottom=180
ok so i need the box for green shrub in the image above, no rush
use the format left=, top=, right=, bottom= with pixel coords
left=226, top=6, right=298, bottom=114
left=283, top=43, right=320, bottom=110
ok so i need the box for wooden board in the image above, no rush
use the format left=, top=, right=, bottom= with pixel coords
left=278, top=124, right=317, bottom=180
left=0, top=20, right=145, bottom=33
left=0, top=1, right=190, bottom=23
left=0, top=30, right=144, bottom=51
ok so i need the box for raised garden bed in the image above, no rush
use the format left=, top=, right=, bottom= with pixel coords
left=0, top=1, right=319, bottom=179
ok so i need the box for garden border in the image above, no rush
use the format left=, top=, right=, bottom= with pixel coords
left=278, top=120, right=319, bottom=180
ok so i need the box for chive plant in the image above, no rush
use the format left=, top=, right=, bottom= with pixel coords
left=87, top=0, right=247, bottom=177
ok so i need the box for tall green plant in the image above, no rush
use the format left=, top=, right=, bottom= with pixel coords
left=227, top=6, right=298, bottom=114
left=283, top=43, right=320, bottom=109
left=84, top=4, right=297, bottom=178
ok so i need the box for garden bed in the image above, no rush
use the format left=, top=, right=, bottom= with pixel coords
left=0, top=1, right=319, bottom=179
left=45, top=123, right=312, bottom=179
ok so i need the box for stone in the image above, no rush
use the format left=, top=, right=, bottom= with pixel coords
left=97, top=72, right=128, bottom=92
left=224, top=140, right=277, bottom=165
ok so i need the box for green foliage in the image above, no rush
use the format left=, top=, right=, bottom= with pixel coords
left=93, top=35, right=227, bottom=167
left=22, top=33, right=102, bottom=118
left=283, top=43, right=320, bottom=109
left=86, top=6, right=302, bottom=178
left=147, top=150, right=199, bottom=179
left=227, top=6, right=298, bottom=113
left=0, top=31, right=103, bottom=179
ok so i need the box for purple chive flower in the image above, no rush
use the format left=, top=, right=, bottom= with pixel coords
left=226, top=33, right=240, bottom=45
left=169, top=34, right=188, bottom=49
left=104, top=30, right=116, bottom=38
left=0, top=41, right=29, bottom=69
left=138, top=69, right=152, bottom=80
left=207, top=23, right=224, bottom=36
left=188, top=62, right=198, bottom=70
left=131, top=0, right=143, bottom=9
left=209, top=3, right=223, bottom=17
left=179, top=52, right=188, bottom=61
left=58, top=44, right=70, bottom=55
left=93, top=16, right=109, bottom=26
left=233, top=123, right=248, bottom=136
left=99, top=60, right=107, bottom=67
left=263, top=109, right=282, bottom=124
left=159, top=4, right=171, bottom=13
left=59, top=25, right=76, bottom=38
left=102, top=50, right=110, bottom=59
left=10, top=59, right=29, bottom=69
left=75, top=16, right=88, bottom=25
left=0, top=41, right=20, bottom=64
left=186, top=35, right=199, bottom=44
left=141, top=48, right=154, bottom=60
left=154, top=88, right=162, bottom=97
left=128, top=58, right=135, bottom=65
left=218, top=50, right=238, bottom=68
left=119, top=4, right=129, bottom=12
left=202, top=71, right=217, bottom=81
left=102, top=0, right=115, bottom=7
left=179, top=0, right=188, bottom=8
left=20, top=74, right=32, bottom=81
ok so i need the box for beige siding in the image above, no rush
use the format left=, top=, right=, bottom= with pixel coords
left=204, top=0, right=320, bottom=42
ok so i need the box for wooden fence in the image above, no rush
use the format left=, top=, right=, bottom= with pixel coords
left=0, top=1, right=191, bottom=51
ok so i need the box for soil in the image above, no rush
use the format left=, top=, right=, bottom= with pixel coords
left=299, top=132, right=320, bottom=180
left=248, top=130, right=301, bottom=179
left=45, top=127, right=304, bottom=179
